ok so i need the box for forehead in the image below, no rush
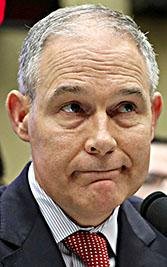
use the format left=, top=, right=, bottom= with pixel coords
left=42, top=26, right=147, bottom=68
left=38, top=28, right=149, bottom=95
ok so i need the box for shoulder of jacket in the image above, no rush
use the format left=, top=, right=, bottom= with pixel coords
left=0, top=185, right=7, bottom=198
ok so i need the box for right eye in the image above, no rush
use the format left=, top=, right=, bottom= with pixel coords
left=61, top=102, right=84, bottom=114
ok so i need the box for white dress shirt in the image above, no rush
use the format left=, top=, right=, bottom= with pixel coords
left=28, top=162, right=119, bottom=267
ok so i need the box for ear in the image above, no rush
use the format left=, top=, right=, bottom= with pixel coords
left=6, top=90, right=30, bottom=142
left=151, top=92, right=163, bottom=140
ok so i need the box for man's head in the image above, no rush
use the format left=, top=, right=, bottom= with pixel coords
left=17, top=4, right=159, bottom=100
left=6, top=4, right=162, bottom=226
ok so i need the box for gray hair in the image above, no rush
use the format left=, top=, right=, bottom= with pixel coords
left=18, top=4, right=159, bottom=100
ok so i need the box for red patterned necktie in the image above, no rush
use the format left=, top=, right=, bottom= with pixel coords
left=63, top=231, right=110, bottom=267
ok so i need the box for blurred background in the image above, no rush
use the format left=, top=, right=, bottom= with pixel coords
left=0, top=0, right=167, bottom=184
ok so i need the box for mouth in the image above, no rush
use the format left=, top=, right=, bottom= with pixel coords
left=73, top=168, right=122, bottom=183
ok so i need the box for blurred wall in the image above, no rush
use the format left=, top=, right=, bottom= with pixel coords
left=0, top=0, right=166, bottom=183
left=0, top=28, right=30, bottom=183
left=61, top=0, right=131, bottom=14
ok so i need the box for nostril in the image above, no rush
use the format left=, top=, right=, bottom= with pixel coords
left=122, top=165, right=127, bottom=171
left=85, top=136, right=117, bottom=155
left=107, top=149, right=113, bottom=154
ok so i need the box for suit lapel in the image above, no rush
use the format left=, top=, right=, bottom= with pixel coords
left=116, top=200, right=167, bottom=267
left=1, top=216, right=66, bottom=267
left=0, top=163, right=66, bottom=267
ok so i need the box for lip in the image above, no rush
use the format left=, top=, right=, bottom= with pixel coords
left=74, top=169, right=121, bottom=183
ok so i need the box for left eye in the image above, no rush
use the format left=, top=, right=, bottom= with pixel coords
left=61, top=103, right=84, bottom=113
left=118, top=102, right=136, bottom=113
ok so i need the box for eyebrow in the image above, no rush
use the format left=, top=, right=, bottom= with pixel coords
left=52, top=85, right=87, bottom=97
left=49, top=85, right=147, bottom=103
left=117, top=87, right=147, bottom=102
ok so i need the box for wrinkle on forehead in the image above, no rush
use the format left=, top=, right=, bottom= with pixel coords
left=38, top=32, right=149, bottom=93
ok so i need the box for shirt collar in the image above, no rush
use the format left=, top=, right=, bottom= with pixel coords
left=28, top=162, right=119, bottom=254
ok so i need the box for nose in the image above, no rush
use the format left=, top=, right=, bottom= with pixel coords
left=84, top=113, right=117, bottom=156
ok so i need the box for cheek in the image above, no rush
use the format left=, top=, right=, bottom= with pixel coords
left=121, top=125, right=152, bottom=180
left=122, top=121, right=152, bottom=155
left=118, top=123, right=152, bottom=198
left=30, top=120, right=83, bottom=172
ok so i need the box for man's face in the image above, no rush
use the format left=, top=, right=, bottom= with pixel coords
left=27, top=30, right=158, bottom=226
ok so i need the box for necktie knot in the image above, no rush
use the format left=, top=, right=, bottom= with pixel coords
left=63, top=231, right=110, bottom=267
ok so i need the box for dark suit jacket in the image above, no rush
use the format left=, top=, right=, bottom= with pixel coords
left=0, top=163, right=166, bottom=267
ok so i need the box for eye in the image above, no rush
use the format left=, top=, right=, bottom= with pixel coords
left=61, top=102, right=84, bottom=114
left=108, top=102, right=137, bottom=118
left=118, top=102, right=136, bottom=113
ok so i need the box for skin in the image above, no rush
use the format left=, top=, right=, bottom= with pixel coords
left=6, top=27, right=162, bottom=227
